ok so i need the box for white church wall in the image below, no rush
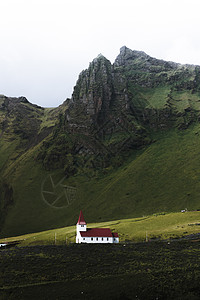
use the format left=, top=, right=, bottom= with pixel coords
left=113, top=237, right=119, bottom=243
left=77, top=224, right=87, bottom=232
left=81, top=237, right=113, bottom=243
left=76, top=210, right=119, bottom=244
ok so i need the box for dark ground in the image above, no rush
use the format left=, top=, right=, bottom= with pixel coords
left=0, top=241, right=200, bottom=299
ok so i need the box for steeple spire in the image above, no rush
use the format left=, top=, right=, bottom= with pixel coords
left=77, top=210, right=86, bottom=225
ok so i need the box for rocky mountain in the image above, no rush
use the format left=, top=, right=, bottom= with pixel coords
left=40, top=46, right=200, bottom=174
left=70, top=45, right=200, bottom=131
left=1, top=46, right=200, bottom=237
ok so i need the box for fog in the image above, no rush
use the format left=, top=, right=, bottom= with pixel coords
left=0, top=0, right=200, bottom=107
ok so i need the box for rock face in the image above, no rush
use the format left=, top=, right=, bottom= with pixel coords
left=71, top=54, right=114, bottom=123
left=0, top=96, right=42, bottom=140
left=36, top=46, right=199, bottom=176
left=66, top=46, right=200, bottom=134
left=114, top=46, right=151, bottom=67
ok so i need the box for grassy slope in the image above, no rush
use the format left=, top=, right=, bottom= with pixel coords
left=1, top=87, right=200, bottom=238
left=1, top=211, right=200, bottom=245
left=0, top=102, right=69, bottom=237
left=1, top=123, right=200, bottom=237
left=0, top=137, right=20, bottom=171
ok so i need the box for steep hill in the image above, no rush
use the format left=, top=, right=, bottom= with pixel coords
left=1, top=46, right=200, bottom=237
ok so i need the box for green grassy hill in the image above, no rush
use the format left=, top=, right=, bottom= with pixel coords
left=1, top=122, right=200, bottom=238
left=1, top=47, right=200, bottom=238
left=1, top=211, right=200, bottom=245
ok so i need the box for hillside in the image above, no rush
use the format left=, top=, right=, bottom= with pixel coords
left=1, top=46, right=200, bottom=237
left=1, top=211, right=200, bottom=246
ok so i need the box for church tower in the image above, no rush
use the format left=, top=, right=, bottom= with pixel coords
left=76, top=210, right=87, bottom=243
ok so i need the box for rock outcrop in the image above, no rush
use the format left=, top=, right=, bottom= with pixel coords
left=66, top=46, right=200, bottom=135
left=71, top=54, right=114, bottom=124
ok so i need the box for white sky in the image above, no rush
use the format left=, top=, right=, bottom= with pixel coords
left=0, top=0, right=200, bottom=107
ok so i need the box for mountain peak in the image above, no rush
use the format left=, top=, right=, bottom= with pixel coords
left=92, top=53, right=109, bottom=64
left=114, top=46, right=150, bottom=67
left=97, top=53, right=104, bottom=59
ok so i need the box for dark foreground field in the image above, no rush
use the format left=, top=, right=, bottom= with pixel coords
left=0, top=241, right=200, bottom=300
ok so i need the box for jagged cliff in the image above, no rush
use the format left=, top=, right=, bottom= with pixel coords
left=72, top=54, right=114, bottom=120
left=68, top=46, right=200, bottom=130
left=1, top=46, right=200, bottom=237
left=45, top=46, right=200, bottom=170
left=34, top=46, right=200, bottom=177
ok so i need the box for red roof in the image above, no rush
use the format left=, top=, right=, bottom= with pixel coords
left=113, top=232, right=119, bottom=238
left=77, top=210, right=86, bottom=225
left=80, top=228, right=113, bottom=237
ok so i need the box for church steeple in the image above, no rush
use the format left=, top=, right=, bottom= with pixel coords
left=76, top=211, right=87, bottom=241
left=77, top=210, right=86, bottom=225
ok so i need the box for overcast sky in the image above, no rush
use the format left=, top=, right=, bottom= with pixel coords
left=0, top=0, right=200, bottom=107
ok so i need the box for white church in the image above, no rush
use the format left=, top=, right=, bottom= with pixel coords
left=76, top=210, right=119, bottom=244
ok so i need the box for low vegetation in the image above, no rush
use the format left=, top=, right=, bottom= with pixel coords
left=1, top=211, right=200, bottom=246
left=0, top=241, right=200, bottom=299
